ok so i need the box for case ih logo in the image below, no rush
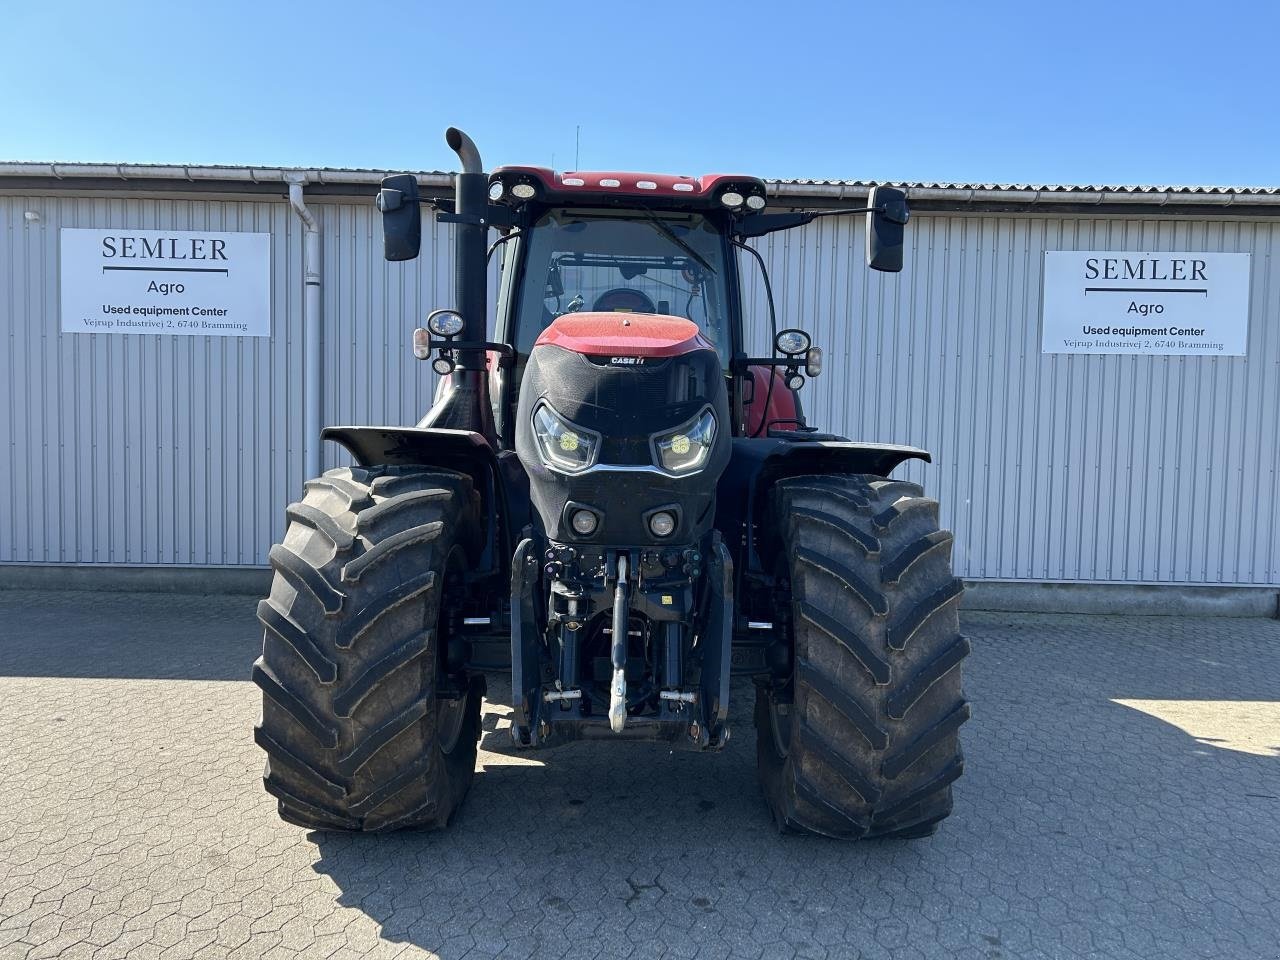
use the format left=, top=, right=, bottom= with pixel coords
left=609, top=356, right=645, bottom=365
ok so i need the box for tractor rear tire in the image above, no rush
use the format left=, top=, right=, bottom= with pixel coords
left=252, top=465, right=483, bottom=832
left=756, top=474, right=969, bottom=839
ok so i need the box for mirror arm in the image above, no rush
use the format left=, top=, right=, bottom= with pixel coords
left=736, top=204, right=902, bottom=239
left=437, top=204, right=517, bottom=230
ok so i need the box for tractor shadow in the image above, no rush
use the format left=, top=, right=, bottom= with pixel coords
left=309, top=615, right=1280, bottom=959
left=0, top=589, right=259, bottom=681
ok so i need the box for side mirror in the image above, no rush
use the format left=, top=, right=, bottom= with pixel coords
left=866, top=186, right=908, bottom=273
left=377, top=174, right=421, bottom=261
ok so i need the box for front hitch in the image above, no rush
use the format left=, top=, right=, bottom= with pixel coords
left=608, top=552, right=631, bottom=733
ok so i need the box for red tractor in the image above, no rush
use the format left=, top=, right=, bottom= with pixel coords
left=253, top=128, right=968, bottom=839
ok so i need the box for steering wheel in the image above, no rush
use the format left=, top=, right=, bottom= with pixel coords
left=592, top=288, right=656, bottom=314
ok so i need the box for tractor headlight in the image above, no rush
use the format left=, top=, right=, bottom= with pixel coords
left=532, top=403, right=600, bottom=474
left=652, top=408, right=717, bottom=474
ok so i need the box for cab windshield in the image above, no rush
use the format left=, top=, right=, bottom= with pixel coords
left=512, top=208, right=731, bottom=367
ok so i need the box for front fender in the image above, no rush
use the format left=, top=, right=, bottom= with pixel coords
left=715, top=436, right=932, bottom=581
left=323, top=425, right=495, bottom=472
left=322, top=425, right=530, bottom=585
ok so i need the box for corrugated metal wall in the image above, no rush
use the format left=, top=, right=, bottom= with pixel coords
left=2, top=190, right=1277, bottom=584
left=0, top=193, right=455, bottom=566
left=744, top=213, right=1279, bottom=585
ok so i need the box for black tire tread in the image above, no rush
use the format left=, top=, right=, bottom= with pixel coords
left=253, top=465, right=481, bottom=832
left=756, top=472, right=969, bottom=840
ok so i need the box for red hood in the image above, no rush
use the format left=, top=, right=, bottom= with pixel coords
left=534, top=313, right=714, bottom=358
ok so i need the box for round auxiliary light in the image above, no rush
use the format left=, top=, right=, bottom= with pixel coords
left=571, top=509, right=598, bottom=536
left=648, top=511, right=676, bottom=538
left=786, top=373, right=806, bottom=391
left=432, top=356, right=455, bottom=376
left=720, top=191, right=745, bottom=208
left=488, top=181, right=505, bottom=201
left=775, top=329, right=811, bottom=355
left=427, top=309, right=465, bottom=338
left=746, top=194, right=766, bottom=211
left=512, top=183, right=537, bottom=200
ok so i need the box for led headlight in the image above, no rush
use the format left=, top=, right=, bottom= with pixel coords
left=775, top=329, right=811, bottom=355
left=427, top=309, right=465, bottom=338
left=512, top=183, right=537, bottom=199
left=720, top=191, right=745, bottom=208
left=488, top=181, right=505, bottom=201
left=532, top=403, right=600, bottom=474
left=652, top=408, right=717, bottom=474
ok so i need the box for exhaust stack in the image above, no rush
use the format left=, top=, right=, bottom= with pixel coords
left=416, top=127, right=495, bottom=438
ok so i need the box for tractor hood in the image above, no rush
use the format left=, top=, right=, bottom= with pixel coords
left=533, top=313, right=713, bottom=359
left=515, top=314, right=731, bottom=546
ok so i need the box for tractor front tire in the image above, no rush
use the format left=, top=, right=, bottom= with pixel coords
left=252, top=466, right=483, bottom=832
left=756, top=474, right=969, bottom=839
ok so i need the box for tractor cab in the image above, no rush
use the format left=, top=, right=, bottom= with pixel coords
left=487, top=167, right=760, bottom=441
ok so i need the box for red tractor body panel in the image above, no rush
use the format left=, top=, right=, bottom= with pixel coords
left=534, top=313, right=714, bottom=358
left=743, top=366, right=801, bottom=435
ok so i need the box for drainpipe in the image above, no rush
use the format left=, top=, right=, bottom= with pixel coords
left=285, top=175, right=322, bottom=481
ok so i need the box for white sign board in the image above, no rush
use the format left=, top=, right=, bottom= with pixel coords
left=1041, top=251, right=1250, bottom=356
left=60, top=228, right=271, bottom=337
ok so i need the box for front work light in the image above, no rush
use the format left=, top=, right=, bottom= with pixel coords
left=775, top=329, right=811, bottom=355
left=720, top=191, right=745, bottom=208
left=427, top=309, right=465, bottom=338
left=512, top=183, right=537, bottom=200
left=532, top=404, right=600, bottom=473
left=746, top=194, right=766, bottom=211
left=653, top=408, right=717, bottom=474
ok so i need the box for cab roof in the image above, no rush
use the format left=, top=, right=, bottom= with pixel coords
left=489, top=166, right=767, bottom=211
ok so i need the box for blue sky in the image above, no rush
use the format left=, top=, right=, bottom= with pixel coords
left=3, top=0, right=1275, bottom=187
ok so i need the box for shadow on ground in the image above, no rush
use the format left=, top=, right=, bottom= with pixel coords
left=0, top=589, right=259, bottom=681
left=306, top=614, right=1280, bottom=960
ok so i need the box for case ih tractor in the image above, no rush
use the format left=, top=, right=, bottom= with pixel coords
left=253, top=128, right=968, bottom=839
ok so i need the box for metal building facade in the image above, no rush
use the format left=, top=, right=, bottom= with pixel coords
left=2, top=174, right=1277, bottom=587
left=748, top=212, right=1279, bottom=586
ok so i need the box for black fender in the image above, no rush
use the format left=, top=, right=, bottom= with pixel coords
left=322, top=425, right=530, bottom=587
left=714, top=436, right=931, bottom=581
left=323, top=425, right=494, bottom=472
